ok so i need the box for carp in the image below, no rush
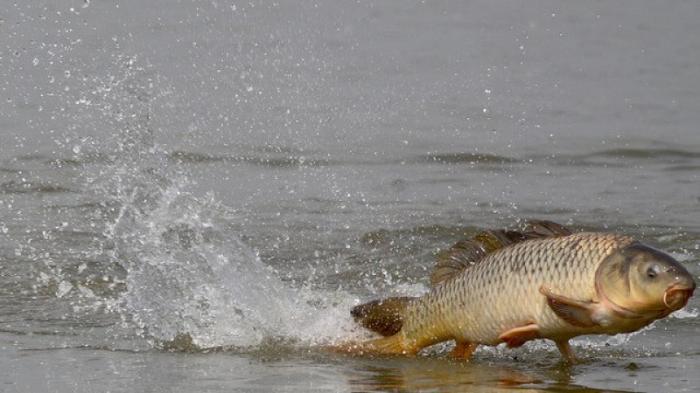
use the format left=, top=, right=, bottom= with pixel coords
left=349, top=220, right=696, bottom=362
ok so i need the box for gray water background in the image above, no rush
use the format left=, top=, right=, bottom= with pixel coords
left=1, top=1, right=699, bottom=392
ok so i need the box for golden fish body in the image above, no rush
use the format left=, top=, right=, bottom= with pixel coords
left=401, top=233, right=635, bottom=348
left=348, top=221, right=696, bottom=362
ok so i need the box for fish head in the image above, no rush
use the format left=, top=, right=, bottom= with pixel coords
left=597, top=243, right=696, bottom=317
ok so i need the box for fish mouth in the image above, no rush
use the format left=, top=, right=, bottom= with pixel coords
left=663, top=283, right=696, bottom=310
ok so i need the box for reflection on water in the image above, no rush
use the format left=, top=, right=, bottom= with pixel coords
left=347, top=359, right=542, bottom=392
left=1, top=339, right=688, bottom=393
left=341, top=356, right=635, bottom=393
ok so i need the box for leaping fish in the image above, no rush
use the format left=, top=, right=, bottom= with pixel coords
left=346, top=220, right=696, bottom=363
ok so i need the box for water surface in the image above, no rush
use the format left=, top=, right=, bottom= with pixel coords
left=1, top=1, right=699, bottom=392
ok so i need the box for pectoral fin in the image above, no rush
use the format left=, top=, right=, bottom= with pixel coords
left=498, top=323, right=540, bottom=348
left=554, top=340, right=577, bottom=364
left=539, top=286, right=598, bottom=328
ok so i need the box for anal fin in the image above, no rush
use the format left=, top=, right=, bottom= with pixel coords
left=498, top=323, right=540, bottom=348
left=539, top=286, right=598, bottom=328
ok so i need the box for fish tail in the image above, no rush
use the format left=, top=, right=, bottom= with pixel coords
left=351, top=296, right=416, bottom=336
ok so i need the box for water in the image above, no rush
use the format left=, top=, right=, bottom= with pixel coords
left=1, top=1, right=699, bottom=392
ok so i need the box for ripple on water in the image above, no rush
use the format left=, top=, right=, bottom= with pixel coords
left=0, top=180, right=74, bottom=194
left=167, top=150, right=336, bottom=168
left=412, top=152, right=520, bottom=165
left=586, top=147, right=700, bottom=160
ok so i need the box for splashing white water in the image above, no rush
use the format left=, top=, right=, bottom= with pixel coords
left=78, top=126, right=365, bottom=348
left=104, top=168, right=359, bottom=348
left=61, top=56, right=363, bottom=350
left=670, top=307, right=698, bottom=319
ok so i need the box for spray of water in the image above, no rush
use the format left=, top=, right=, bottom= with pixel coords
left=65, top=56, right=362, bottom=351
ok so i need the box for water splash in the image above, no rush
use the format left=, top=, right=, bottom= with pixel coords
left=89, top=137, right=361, bottom=348
left=111, top=182, right=301, bottom=347
left=67, top=57, right=360, bottom=350
left=670, top=307, right=698, bottom=319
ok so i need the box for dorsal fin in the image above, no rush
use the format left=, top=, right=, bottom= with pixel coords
left=429, top=220, right=573, bottom=287
left=524, top=219, right=572, bottom=237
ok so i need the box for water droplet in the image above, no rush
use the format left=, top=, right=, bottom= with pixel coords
left=56, top=281, right=73, bottom=298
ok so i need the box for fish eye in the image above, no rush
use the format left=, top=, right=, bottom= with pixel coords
left=646, top=265, right=660, bottom=279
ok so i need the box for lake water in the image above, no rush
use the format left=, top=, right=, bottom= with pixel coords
left=1, top=1, right=699, bottom=392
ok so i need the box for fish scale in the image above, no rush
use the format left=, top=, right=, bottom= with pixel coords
left=399, top=233, right=635, bottom=347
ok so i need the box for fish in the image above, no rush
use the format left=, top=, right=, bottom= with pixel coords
left=346, top=220, right=696, bottom=363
